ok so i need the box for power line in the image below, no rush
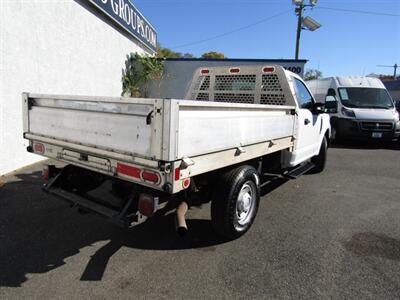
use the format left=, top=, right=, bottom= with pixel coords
left=166, top=5, right=398, bottom=51
left=377, top=64, right=398, bottom=78
left=169, top=9, right=291, bottom=49
left=316, top=6, right=400, bottom=17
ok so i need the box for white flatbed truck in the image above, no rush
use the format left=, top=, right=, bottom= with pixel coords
left=23, top=65, right=330, bottom=239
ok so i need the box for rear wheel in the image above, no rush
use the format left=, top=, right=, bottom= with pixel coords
left=211, top=165, right=260, bottom=240
left=311, top=136, right=328, bottom=173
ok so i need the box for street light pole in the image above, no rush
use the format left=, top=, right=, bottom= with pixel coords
left=295, top=4, right=304, bottom=60
left=293, top=0, right=320, bottom=60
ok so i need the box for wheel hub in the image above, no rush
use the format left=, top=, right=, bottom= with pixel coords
left=236, top=182, right=255, bottom=227
left=238, top=193, right=251, bottom=213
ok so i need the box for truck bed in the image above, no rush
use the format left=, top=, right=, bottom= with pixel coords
left=23, top=93, right=296, bottom=159
left=23, top=93, right=296, bottom=193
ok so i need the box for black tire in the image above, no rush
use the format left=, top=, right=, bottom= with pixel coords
left=311, top=136, right=328, bottom=173
left=211, top=165, right=260, bottom=240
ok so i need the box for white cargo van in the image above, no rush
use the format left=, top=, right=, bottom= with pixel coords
left=307, top=77, right=400, bottom=141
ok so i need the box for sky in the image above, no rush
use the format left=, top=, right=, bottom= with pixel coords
left=133, top=0, right=400, bottom=77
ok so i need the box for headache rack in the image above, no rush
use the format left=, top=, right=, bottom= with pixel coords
left=186, top=65, right=296, bottom=106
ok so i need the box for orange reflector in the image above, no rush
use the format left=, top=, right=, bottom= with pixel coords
left=117, top=163, right=141, bottom=179
left=263, top=66, right=275, bottom=73
left=34, top=143, right=45, bottom=154
left=141, top=170, right=160, bottom=184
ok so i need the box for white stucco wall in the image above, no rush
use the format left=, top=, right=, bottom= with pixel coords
left=0, top=0, right=150, bottom=175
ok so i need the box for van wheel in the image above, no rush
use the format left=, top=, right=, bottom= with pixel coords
left=311, top=136, right=328, bottom=173
left=211, top=165, right=260, bottom=240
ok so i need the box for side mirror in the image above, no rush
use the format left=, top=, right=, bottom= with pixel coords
left=327, top=88, right=336, bottom=97
left=313, top=102, right=325, bottom=114
left=325, top=95, right=338, bottom=113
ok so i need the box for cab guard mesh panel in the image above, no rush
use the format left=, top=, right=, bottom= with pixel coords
left=215, top=93, right=254, bottom=103
left=193, top=76, right=210, bottom=91
left=189, top=65, right=295, bottom=106
left=215, top=75, right=256, bottom=91
left=262, top=74, right=282, bottom=92
left=260, top=94, right=286, bottom=105
left=196, top=93, right=209, bottom=101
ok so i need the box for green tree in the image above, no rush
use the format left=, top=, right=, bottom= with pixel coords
left=122, top=53, right=164, bottom=97
left=156, top=45, right=195, bottom=59
left=201, top=51, right=226, bottom=59
left=156, top=46, right=182, bottom=58
left=182, top=53, right=195, bottom=58
left=304, top=69, right=323, bottom=81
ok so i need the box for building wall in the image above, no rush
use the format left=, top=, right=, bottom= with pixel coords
left=383, top=80, right=400, bottom=102
left=389, top=90, right=400, bottom=102
left=0, top=0, right=149, bottom=175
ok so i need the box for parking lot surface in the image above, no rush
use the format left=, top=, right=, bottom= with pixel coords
left=1, top=142, right=400, bottom=299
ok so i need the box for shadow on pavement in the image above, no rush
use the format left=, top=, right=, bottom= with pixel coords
left=260, top=175, right=288, bottom=197
left=0, top=171, right=227, bottom=286
left=343, top=232, right=400, bottom=261
left=330, top=139, right=400, bottom=151
left=0, top=170, right=289, bottom=286
left=79, top=216, right=223, bottom=281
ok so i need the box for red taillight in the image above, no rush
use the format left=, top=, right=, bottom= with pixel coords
left=182, top=178, right=191, bottom=189
left=117, top=163, right=141, bottom=179
left=138, top=193, right=155, bottom=217
left=141, top=170, right=160, bottom=184
left=174, top=168, right=180, bottom=181
left=34, top=143, right=45, bottom=154
left=42, top=165, right=50, bottom=181
left=230, top=68, right=240, bottom=74
left=201, top=69, right=210, bottom=75
left=117, top=163, right=161, bottom=185
left=263, top=66, right=275, bottom=73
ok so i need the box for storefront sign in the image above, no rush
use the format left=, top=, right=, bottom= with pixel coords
left=88, top=0, right=157, bottom=53
left=283, top=65, right=303, bottom=75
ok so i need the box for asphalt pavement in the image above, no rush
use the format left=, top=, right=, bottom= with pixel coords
left=1, top=141, right=400, bottom=299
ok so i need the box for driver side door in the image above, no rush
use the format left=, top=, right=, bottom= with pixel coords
left=290, top=77, right=322, bottom=166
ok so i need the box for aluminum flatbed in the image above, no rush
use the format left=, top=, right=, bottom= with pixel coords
left=23, top=93, right=295, bottom=194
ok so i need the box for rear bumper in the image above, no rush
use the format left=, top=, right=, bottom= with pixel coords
left=42, top=165, right=168, bottom=228
left=332, top=118, right=400, bottom=141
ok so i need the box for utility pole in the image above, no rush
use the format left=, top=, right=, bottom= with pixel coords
left=292, top=0, right=320, bottom=60
left=295, top=4, right=304, bottom=60
left=377, top=64, right=398, bottom=79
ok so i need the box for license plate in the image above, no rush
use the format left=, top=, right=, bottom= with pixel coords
left=372, top=132, right=383, bottom=138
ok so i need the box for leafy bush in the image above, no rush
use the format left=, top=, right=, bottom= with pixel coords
left=122, top=53, right=165, bottom=97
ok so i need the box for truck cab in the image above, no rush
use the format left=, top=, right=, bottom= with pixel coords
left=283, top=71, right=330, bottom=167
left=307, top=76, right=400, bottom=141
